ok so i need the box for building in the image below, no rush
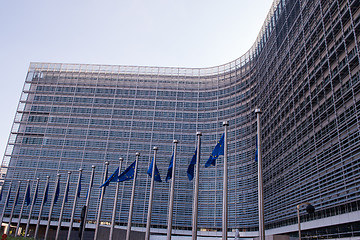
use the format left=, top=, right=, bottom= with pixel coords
left=0, top=0, right=359, bottom=239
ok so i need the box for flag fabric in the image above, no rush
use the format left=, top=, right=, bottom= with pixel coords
left=77, top=172, right=82, bottom=198
left=54, top=180, right=60, bottom=204
left=255, top=136, right=258, bottom=162
left=205, top=134, right=224, bottom=168
left=33, top=183, right=39, bottom=204
left=100, top=167, right=119, bottom=188
left=118, top=160, right=136, bottom=182
left=147, top=158, right=162, bottom=182
left=25, top=183, right=31, bottom=206
left=6, top=187, right=11, bottom=207
left=187, top=148, right=197, bottom=181
left=15, top=185, right=21, bottom=206
left=99, top=165, right=109, bottom=197
left=65, top=181, right=70, bottom=203
left=165, top=153, right=174, bottom=182
left=15, top=187, right=20, bottom=206
left=44, top=181, right=49, bottom=203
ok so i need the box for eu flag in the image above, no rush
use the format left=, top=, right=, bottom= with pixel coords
left=33, top=183, right=39, bottom=205
left=44, top=181, right=49, bottom=203
left=77, top=172, right=82, bottom=198
left=147, top=158, right=162, bottom=182
left=165, top=153, right=174, bottom=182
left=205, top=134, right=224, bottom=168
left=25, top=183, right=31, bottom=206
left=255, top=136, right=258, bottom=162
left=118, top=160, right=136, bottom=182
left=65, top=182, right=70, bottom=203
left=14, top=186, right=20, bottom=206
left=6, top=187, right=11, bottom=207
left=187, top=148, right=197, bottom=181
left=100, top=167, right=119, bottom=188
left=54, top=180, right=60, bottom=204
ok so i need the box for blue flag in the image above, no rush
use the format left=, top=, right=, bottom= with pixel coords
left=165, top=153, right=174, bottom=182
left=65, top=182, right=70, bottom=203
left=187, top=148, right=197, bottom=181
left=6, top=187, right=11, bottom=207
left=118, top=161, right=136, bottom=182
left=14, top=185, right=21, bottom=206
left=255, top=136, right=258, bottom=162
left=54, top=180, right=60, bottom=204
left=25, top=183, right=31, bottom=206
left=33, top=183, right=39, bottom=205
left=100, top=167, right=119, bottom=188
left=205, top=134, right=224, bottom=168
left=147, top=158, right=162, bottom=182
left=44, top=181, right=49, bottom=203
left=77, top=172, right=82, bottom=198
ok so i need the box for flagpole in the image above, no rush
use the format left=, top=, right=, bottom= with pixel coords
left=145, top=147, right=158, bottom=240
left=45, top=174, right=61, bottom=240
left=55, top=171, right=71, bottom=240
left=94, top=161, right=109, bottom=240
left=109, top=158, right=123, bottom=240
left=6, top=181, right=20, bottom=235
left=15, top=180, right=30, bottom=236
left=166, top=139, right=178, bottom=240
left=192, top=132, right=202, bottom=240
left=25, top=178, right=40, bottom=237
left=126, top=152, right=140, bottom=240
left=35, top=176, right=50, bottom=240
left=222, top=121, right=229, bottom=240
left=256, top=109, right=265, bottom=240
left=67, top=169, right=82, bottom=240
left=80, top=165, right=96, bottom=240
left=0, top=181, right=12, bottom=234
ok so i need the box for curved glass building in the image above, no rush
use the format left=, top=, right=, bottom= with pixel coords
left=1, top=0, right=360, bottom=238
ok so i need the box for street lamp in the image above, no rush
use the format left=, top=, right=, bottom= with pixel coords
left=297, top=202, right=315, bottom=240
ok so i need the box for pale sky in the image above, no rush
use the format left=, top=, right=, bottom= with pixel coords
left=0, top=0, right=274, bottom=159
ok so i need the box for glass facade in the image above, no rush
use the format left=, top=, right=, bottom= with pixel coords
left=0, top=0, right=360, bottom=237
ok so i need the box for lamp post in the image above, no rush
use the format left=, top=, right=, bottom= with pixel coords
left=297, top=202, right=315, bottom=240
